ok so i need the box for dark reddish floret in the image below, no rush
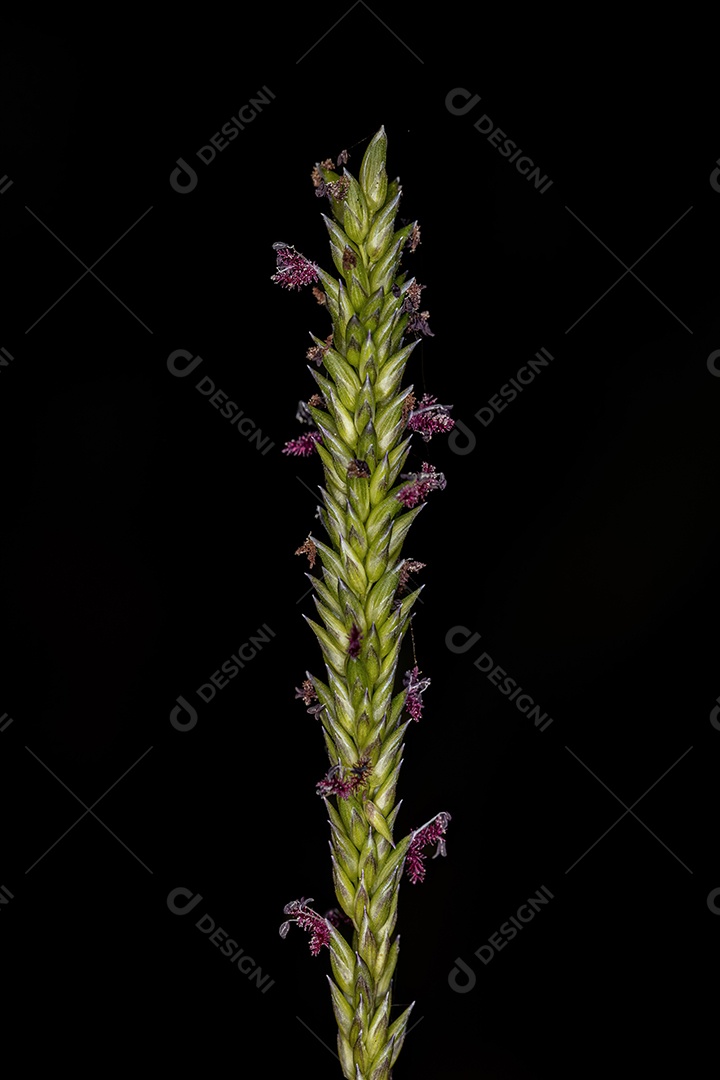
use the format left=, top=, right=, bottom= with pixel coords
left=347, top=623, right=363, bottom=658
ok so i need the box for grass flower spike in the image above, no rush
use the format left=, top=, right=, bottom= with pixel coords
left=274, top=127, right=454, bottom=1079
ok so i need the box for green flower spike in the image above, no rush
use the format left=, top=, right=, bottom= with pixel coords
left=276, top=127, right=454, bottom=1080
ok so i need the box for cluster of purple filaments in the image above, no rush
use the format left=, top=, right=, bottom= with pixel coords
left=279, top=898, right=331, bottom=955
left=407, top=394, right=456, bottom=442
left=396, top=462, right=447, bottom=508
left=405, top=812, right=452, bottom=884
left=282, top=430, right=323, bottom=456
left=271, top=243, right=320, bottom=290
left=403, top=665, right=431, bottom=721
left=316, top=757, right=371, bottom=799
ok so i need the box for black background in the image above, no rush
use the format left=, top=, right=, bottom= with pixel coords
left=1, top=12, right=718, bottom=1078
